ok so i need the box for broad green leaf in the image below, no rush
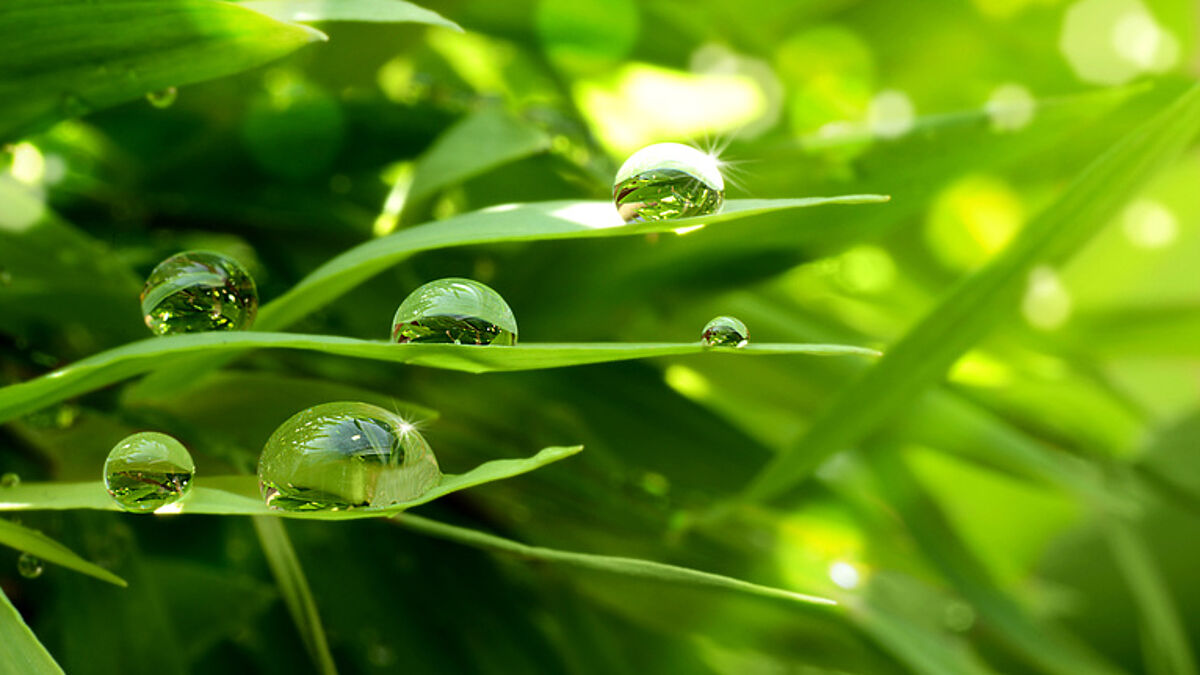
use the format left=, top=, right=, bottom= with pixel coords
left=391, top=513, right=838, bottom=610
left=743, top=84, right=1200, bottom=503
left=0, top=517, right=126, bottom=587
left=405, top=106, right=553, bottom=211
left=0, top=334, right=876, bottom=424
left=240, top=0, right=461, bottom=30
left=0, top=0, right=327, bottom=142
left=128, top=194, right=888, bottom=398
left=252, top=517, right=338, bottom=675
left=0, top=446, right=582, bottom=519
left=0, top=586, right=63, bottom=675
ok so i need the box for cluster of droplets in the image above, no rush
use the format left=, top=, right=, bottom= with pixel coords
left=140, top=250, right=258, bottom=336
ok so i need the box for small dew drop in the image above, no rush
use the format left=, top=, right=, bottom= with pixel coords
left=701, top=315, right=749, bottom=348
left=17, top=552, right=44, bottom=579
left=104, top=432, right=195, bottom=513
left=146, top=87, right=178, bottom=109
left=257, top=402, right=442, bottom=512
left=0, top=473, right=19, bottom=488
left=613, top=143, right=724, bottom=224
left=140, top=251, right=258, bottom=336
left=391, top=278, right=518, bottom=345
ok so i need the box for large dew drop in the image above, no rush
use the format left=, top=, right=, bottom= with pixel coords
left=258, top=402, right=442, bottom=512
left=613, top=142, right=724, bottom=223
left=391, top=278, right=518, bottom=345
left=701, top=315, right=749, bottom=348
left=104, top=432, right=195, bottom=513
left=141, top=251, right=258, bottom=335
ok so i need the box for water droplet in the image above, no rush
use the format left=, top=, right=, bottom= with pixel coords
left=613, top=143, right=724, bottom=223
left=140, top=251, right=258, bottom=335
left=258, top=402, right=441, bottom=511
left=104, top=432, right=195, bottom=513
left=701, top=315, right=749, bottom=348
left=17, top=552, right=44, bottom=579
left=0, top=267, right=11, bottom=286
left=146, top=87, right=178, bottom=109
left=391, top=278, right=517, bottom=345
left=0, top=473, right=19, bottom=488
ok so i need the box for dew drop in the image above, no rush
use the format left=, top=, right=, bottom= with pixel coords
left=613, top=142, right=724, bottom=223
left=17, top=552, right=43, bottom=579
left=701, top=315, right=749, bottom=348
left=391, top=278, right=517, bottom=345
left=257, top=402, right=441, bottom=512
left=146, top=87, right=178, bottom=109
left=104, top=432, right=195, bottom=513
left=140, top=250, right=258, bottom=335
left=0, top=473, right=18, bottom=488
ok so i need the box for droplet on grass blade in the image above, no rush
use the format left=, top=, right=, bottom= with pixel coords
left=146, top=87, right=178, bottom=109
left=391, top=278, right=517, bottom=345
left=140, top=251, right=258, bottom=335
left=701, top=315, right=749, bottom=348
left=0, top=473, right=18, bottom=488
left=104, top=432, right=195, bottom=513
left=17, top=552, right=43, bottom=579
left=258, top=402, right=441, bottom=512
left=613, top=143, right=724, bottom=223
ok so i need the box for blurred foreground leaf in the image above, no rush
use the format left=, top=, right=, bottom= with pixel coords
left=0, top=587, right=62, bottom=675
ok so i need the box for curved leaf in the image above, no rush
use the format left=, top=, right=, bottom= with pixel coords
left=0, top=518, right=127, bottom=587
left=0, top=333, right=877, bottom=424
left=0, top=587, right=62, bottom=675
left=0, top=446, right=582, bottom=520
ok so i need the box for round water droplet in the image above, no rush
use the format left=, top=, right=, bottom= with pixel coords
left=0, top=473, right=19, bottom=488
left=613, top=142, right=724, bottom=223
left=391, top=278, right=517, bottom=345
left=104, top=432, right=195, bottom=513
left=17, top=552, right=44, bottom=579
left=141, top=251, right=258, bottom=335
left=258, top=402, right=441, bottom=511
left=701, top=315, right=749, bottom=348
left=146, top=87, right=178, bottom=109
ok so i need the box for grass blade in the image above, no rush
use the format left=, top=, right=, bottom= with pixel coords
left=743, top=83, right=1200, bottom=503
left=0, top=518, right=126, bottom=587
left=0, top=586, right=63, bottom=675
left=129, top=195, right=888, bottom=398
left=0, top=0, right=325, bottom=142
left=0, top=335, right=876, bottom=424
left=391, top=513, right=838, bottom=610
left=251, top=517, right=337, bottom=675
left=0, top=446, right=582, bottom=520
left=1104, top=513, right=1198, bottom=675
left=240, top=0, right=461, bottom=30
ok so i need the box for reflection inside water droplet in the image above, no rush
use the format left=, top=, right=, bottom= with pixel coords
left=146, top=87, right=178, bottom=109
left=104, top=432, right=195, bottom=513
left=701, top=315, right=749, bottom=347
left=258, top=402, right=442, bottom=512
left=613, top=143, right=724, bottom=223
left=140, top=251, right=258, bottom=335
left=17, top=552, right=44, bottom=579
left=391, top=278, right=517, bottom=345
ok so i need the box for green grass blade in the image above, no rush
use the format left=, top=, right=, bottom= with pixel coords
left=0, top=518, right=126, bottom=587
left=850, top=604, right=996, bottom=675
left=1104, top=514, right=1198, bottom=675
left=251, top=517, right=338, bottom=675
left=0, top=334, right=876, bottom=425
left=405, top=106, right=553, bottom=210
left=743, top=83, right=1200, bottom=503
left=0, top=586, right=64, bottom=675
left=240, top=0, right=460, bottom=29
left=129, top=194, right=887, bottom=399
left=0, top=0, right=326, bottom=142
left=391, top=513, right=838, bottom=610
left=866, top=446, right=1122, bottom=675
left=0, top=446, right=582, bottom=520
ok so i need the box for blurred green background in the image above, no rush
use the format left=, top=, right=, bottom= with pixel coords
left=2, top=0, right=1200, bottom=673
